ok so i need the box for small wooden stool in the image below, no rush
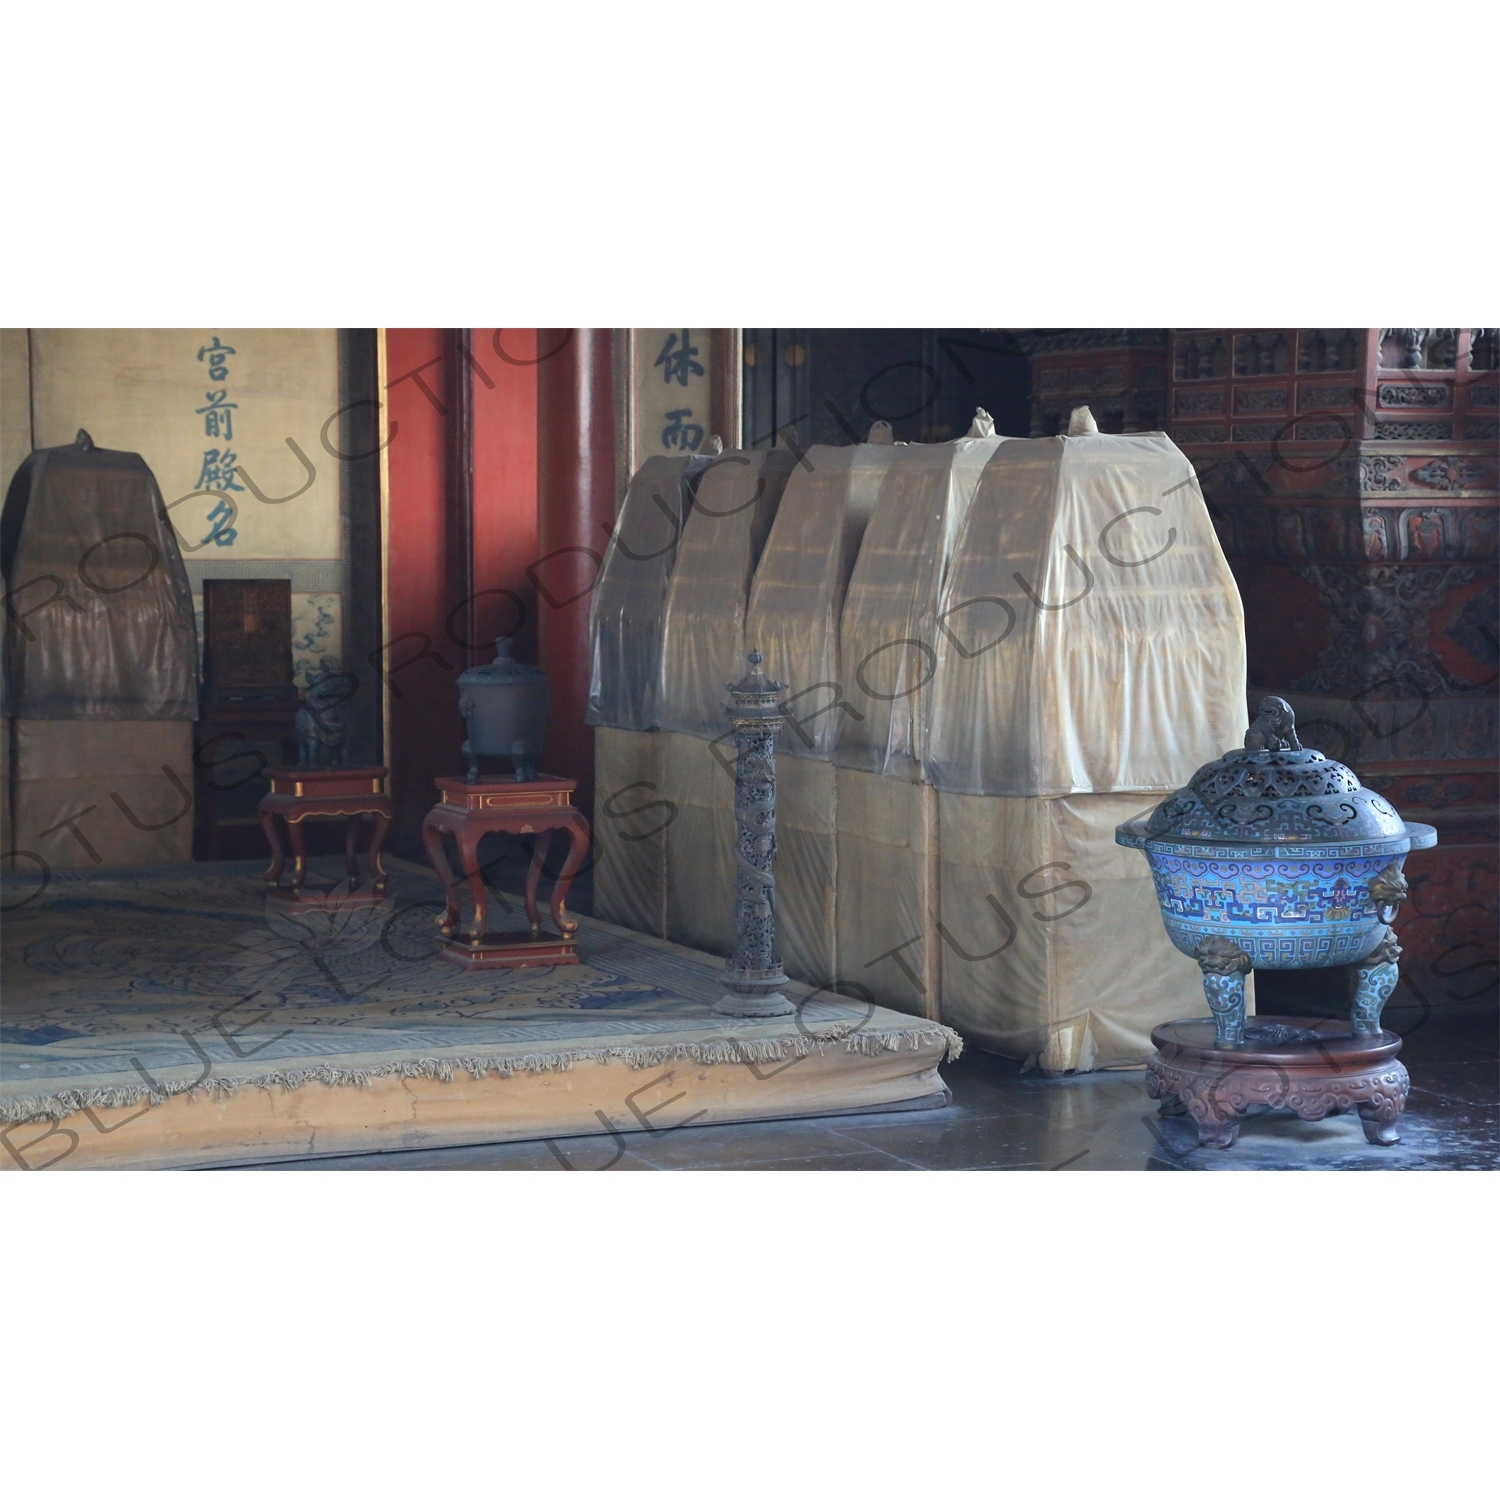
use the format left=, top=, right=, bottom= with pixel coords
left=421, top=774, right=590, bottom=969
left=258, top=766, right=394, bottom=904
left=1147, top=1016, right=1409, bottom=1149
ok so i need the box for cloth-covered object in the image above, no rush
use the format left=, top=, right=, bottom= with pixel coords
left=592, top=726, right=669, bottom=936
left=935, top=788, right=1243, bottom=1071
left=738, top=442, right=896, bottom=988
left=770, top=754, right=838, bottom=984
left=823, top=437, right=1004, bottom=1014
left=596, top=427, right=1252, bottom=1072
left=744, top=442, right=894, bottom=759
left=656, top=449, right=796, bottom=738
left=660, top=729, right=737, bottom=957
left=10, top=720, right=194, bottom=868
left=587, top=455, right=713, bottom=731
left=834, top=435, right=1006, bottom=780
left=927, top=431, right=1246, bottom=796
left=913, top=430, right=1247, bottom=1066
left=835, top=768, right=938, bottom=1017
left=2, top=432, right=197, bottom=720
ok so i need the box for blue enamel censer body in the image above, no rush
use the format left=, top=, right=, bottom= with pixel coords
left=1116, top=697, right=1437, bottom=1047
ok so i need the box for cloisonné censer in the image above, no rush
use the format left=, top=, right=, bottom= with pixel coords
left=1116, top=696, right=1437, bottom=1149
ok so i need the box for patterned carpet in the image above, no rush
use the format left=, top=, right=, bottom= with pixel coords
left=1, top=857, right=958, bottom=1124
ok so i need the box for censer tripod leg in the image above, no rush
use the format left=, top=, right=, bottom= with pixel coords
left=1351, top=928, right=1402, bottom=1037
left=1202, top=972, right=1247, bottom=1049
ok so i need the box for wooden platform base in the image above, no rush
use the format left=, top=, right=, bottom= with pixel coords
left=436, top=932, right=579, bottom=969
left=1146, top=1015, right=1409, bottom=1149
left=267, top=884, right=389, bottom=909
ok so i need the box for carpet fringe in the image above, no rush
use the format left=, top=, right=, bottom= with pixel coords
left=1, top=1023, right=962, bottom=1124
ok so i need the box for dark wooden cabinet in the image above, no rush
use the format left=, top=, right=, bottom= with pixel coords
left=202, top=578, right=296, bottom=707
left=194, top=579, right=300, bottom=860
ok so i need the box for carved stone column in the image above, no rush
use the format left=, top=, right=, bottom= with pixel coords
left=714, top=651, right=794, bottom=1019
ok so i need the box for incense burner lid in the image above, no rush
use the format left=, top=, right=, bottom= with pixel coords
left=1139, top=695, right=1416, bottom=846
left=457, top=635, right=547, bottom=687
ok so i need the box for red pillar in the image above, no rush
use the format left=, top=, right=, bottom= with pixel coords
left=383, top=327, right=460, bottom=853
left=536, top=330, right=615, bottom=807
left=382, top=329, right=541, bottom=853
left=471, top=328, right=540, bottom=668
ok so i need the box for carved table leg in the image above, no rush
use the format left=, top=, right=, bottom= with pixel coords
left=422, top=815, right=460, bottom=938
left=368, top=811, right=391, bottom=895
left=1146, top=1061, right=1189, bottom=1117
left=259, top=809, right=286, bottom=890
left=1184, top=1088, right=1241, bottom=1149
left=1152, top=1055, right=1247, bottom=1149
left=459, top=828, right=489, bottom=946
left=286, top=818, right=309, bottom=893
left=525, top=830, right=553, bottom=938
left=344, top=817, right=361, bottom=890
left=1358, top=1100, right=1402, bottom=1146
left=549, top=812, right=590, bottom=940
left=1351, top=927, right=1402, bottom=1037
left=1357, top=1062, right=1409, bottom=1145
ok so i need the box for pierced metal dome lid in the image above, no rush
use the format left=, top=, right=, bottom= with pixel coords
left=457, top=636, right=547, bottom=686
left=1144, top=696, right=1405, bottom=845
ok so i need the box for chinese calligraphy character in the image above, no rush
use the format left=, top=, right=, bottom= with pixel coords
left=197, top=336, right=237, bottom=384
left=194, top=389, right=238, bottom=440
left=662, top=408, right=704, bottom=452
left=196, top=448, right=246, bottom=493
left=654, top=329, right=703, bottom=388
left=200, top=497, right=238, bottom=548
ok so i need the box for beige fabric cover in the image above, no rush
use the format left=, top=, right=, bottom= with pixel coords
left=928, top=431, right=1247, bottom=796
left=736, top=443, right=896, bottom=987
left=587, top=455, right=705, bottom=730
left=772, top=755, right=837, bottom=985
left=600, top=430, right=1251, bottom=1072
left=657, top=448, right=795, bottom=738
left=591, top=727, right=669, bottom=937
left=834, top=436, right=1005, bottom=779
left=745, top=442, right=893, bottom=759
left=11, top=720, right=193, bottom=868
left=834, top=768, right=937, bottom=1019
left=823, top=439, right=1000, bottom=1019
left=937, top=788, right=1225, bottom=1071
left=661, top=730, right=737, bottom=957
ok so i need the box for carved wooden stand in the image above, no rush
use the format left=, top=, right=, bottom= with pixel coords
left=1147, top=1017, right=1409, bottom=1149
left=258, top=766, right=393, bottom=905
left=421, top=774, right=590, bottom=970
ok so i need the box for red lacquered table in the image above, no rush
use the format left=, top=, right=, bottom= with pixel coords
left=421, top=774, right=591, bottom=969
left=258, top=766, right=393, bottom=904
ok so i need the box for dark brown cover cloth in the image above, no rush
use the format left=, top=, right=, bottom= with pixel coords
left=2, top=431, right=198, bottom=719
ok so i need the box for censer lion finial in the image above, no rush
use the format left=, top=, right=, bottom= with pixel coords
left=1244, top=695, right=1303, bottom=752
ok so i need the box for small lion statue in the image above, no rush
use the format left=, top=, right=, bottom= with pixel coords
left=1243, top=695, right=1302, bottom=753
left=295, top=657, right=356, bottom=770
